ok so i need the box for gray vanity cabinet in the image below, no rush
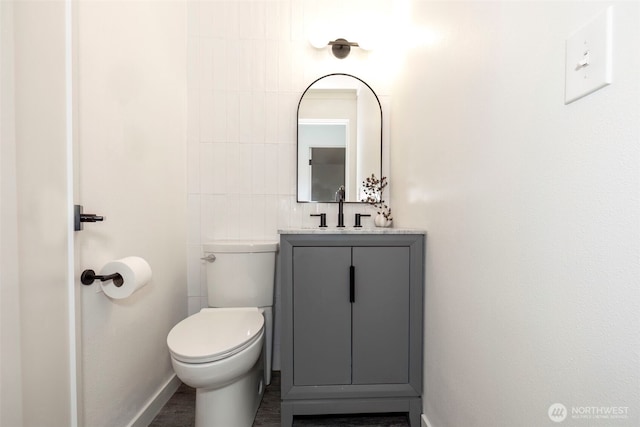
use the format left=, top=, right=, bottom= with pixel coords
left=279, top=233, right=424, bottom=427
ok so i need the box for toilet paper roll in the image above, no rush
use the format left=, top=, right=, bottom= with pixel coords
left=99, top=256, right=152, bottom=299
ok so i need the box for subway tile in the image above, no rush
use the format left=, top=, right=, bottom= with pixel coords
left=236, top=2, right=251, bottom=39
left=238, top=91, right=252, bottom=143
left=288, top=195, right=304, bottom=229
left=277, top=93, right=294, bottom=143
left=225, top=143, right=241, bottom=194
left=225, top=40, right=240, bottom=92
left=187, top=88, right=200, bottom=143
left=265, top=93, right=279, bottom=144
left=277, top=1, right=292, bottom=42
left=290, top=93, right=301, bottom=142
left=287, top=158, right=297, bottom=198
left=226, top=195, right=253, bottom=240
left=238, top=40, right=253, bottom=90
left=265, top=2, right=280, bottom=41
left=278, top=40, right=293, bottom=92
left=187, top=37, right=199, bottom=90
left=201, top=195, right=228, bottom=241
left=290, top=0, right=304, bottom=42
left=187, top=195, right=201, bottom=245
left=185, top=0, right=399, bottom=252
left=252, top=40, right=266, bottom=92
left=210, top=1, right=228, bottom=40
left=251, top=195, right=266, bottom=239
left=186, top=131, right=200, bottom=194
left=212, top=91, right=227, bottom=142
left=237, top=144, right=252, bottom=194
left=226, top=92, right=239, bottom=143
left=210, top=143, right=228, bottom=194
left=198, top=1, right=215, bottom=39
left=199, top=143, right=214, bottom=194
left=277, top=144, right=293, bottom=195
left=291, top=43, right=308, bottom=91
left=251, top=143, right=266, bottom=195
left=224, top=195, right=240, bottom=239
left=277, top=195, right=292, bottom=230
left=198, top=37, right=214, bottom=90
left=302, top=60, right=328, bottom=88
left=265, top=41, right=279, bottom=92
left=224, top=2, right=239, bottom=41
left=252, top=92, right=266, bottom=143
left=198, top=90, right=214, bottom=142
left=187, top=245, right=201, bottom=297
left=264, top=195, right=279, bottom=240
left=247, top=1, right=266, bottom=40
left=212, top=39, right=227, bottom=91
left=186, top=1, right=199, bottom=37
left=263, top=144, right=278, bottom=193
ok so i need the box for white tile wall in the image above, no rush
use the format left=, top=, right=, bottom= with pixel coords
left=187, top=0, right=394, bottom=313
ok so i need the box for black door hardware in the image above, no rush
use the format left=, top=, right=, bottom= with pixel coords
left=74, top=204, right=105, bottom=231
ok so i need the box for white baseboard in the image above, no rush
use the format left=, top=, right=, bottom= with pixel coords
left=422, top=413, right=435, bottom=427
left=128, top=374, right=182, bottom=427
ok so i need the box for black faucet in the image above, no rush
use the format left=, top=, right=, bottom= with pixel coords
left=354, top=213, right=371, bottom=227
left=310, top=213, right=327, bottom=228
left=335, top=185, right=345, bottom=227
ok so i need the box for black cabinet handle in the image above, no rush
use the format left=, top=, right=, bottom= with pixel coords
left=349, top=265, right=355, bottom=303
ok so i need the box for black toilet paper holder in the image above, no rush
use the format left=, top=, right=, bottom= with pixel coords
left=81, top=269, right=124, bottom=287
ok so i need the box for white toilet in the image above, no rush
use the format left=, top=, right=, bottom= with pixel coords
left=167, top=241, right=278, bottom=427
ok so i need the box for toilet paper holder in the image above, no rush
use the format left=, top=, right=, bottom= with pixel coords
left=81, top=269, right=124, bottom=287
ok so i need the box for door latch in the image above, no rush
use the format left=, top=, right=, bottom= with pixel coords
left=74, top=205, right=105, bottom=231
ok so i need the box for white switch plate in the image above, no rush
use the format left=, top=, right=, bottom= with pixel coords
left=565, top=6, right=613, bottom=104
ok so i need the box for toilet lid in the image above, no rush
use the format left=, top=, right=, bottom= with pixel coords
left=167, top=308, right=264, bottom=364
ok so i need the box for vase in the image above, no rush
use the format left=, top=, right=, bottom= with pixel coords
left=374, top=213, right=392, bottom=228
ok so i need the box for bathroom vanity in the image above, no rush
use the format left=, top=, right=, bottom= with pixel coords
left=279, top=230, right=425, bottom=426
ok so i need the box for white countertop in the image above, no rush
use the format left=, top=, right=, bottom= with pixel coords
left=278, top=228, right=426, bottom=235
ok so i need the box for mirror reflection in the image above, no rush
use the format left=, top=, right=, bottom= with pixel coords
left=297, top=74, right=382, bottom=203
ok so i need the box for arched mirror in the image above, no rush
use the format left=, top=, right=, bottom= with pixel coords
left=297, top=73, right=382, bottom=203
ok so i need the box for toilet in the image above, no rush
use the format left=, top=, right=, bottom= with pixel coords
left=167, top=241, right=278, bottom=427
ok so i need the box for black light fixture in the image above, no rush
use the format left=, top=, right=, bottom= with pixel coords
left=310, top=37, right=369, bottom=59
left=328, top=38, right=360, bottom=59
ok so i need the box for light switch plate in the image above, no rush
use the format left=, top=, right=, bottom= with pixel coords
left=565, top=6, right=613, bottom=104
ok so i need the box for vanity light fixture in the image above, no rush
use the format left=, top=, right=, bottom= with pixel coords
left=310, top=37, right=369, bottom=59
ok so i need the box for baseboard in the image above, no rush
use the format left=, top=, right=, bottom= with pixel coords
left=127, top=374, right=182, bottom=427
left=422, top=413, right=435, bottom=427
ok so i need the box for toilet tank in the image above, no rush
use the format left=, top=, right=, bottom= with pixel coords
left=203, top=241, right=278, bottom=308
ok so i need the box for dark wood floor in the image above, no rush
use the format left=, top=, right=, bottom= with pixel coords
left=149, top=372, right=410, bottom=427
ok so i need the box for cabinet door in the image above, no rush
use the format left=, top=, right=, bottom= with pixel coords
left=293, top=246, right=352, bottom=386
left=352, top=246, right=410, bottom=384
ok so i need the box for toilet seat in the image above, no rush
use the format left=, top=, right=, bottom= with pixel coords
left=167, top=308, right=264, bottom=364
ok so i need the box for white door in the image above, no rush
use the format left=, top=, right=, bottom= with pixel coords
left=0, top=1, right=78, bottom=426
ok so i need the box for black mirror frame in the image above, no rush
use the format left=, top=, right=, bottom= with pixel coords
left=296, top=73, right=383, bottom=203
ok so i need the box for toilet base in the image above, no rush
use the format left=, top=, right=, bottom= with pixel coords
left=195, top=353, right=265, bottom=427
